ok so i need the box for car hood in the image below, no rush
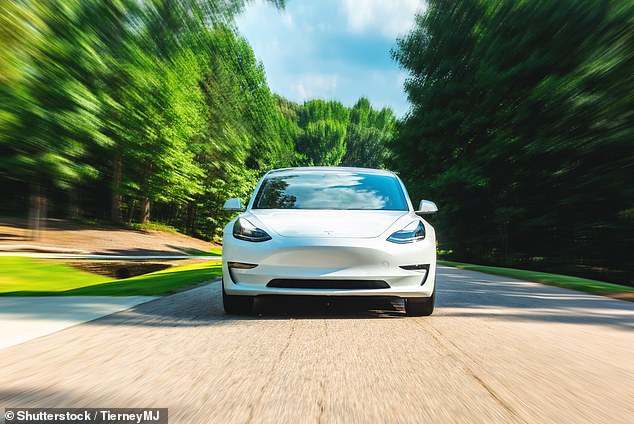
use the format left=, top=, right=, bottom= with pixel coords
left=248, top=209, right=409, bottom=238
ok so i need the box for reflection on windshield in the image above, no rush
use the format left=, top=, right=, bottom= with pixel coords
left=253, top=172, right=408, bottom=210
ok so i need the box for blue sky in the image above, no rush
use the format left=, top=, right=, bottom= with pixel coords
left=235, top=0, right=426, bottom=117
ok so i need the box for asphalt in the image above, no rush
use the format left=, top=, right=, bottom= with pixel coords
left=1, top=266, right=633, bottom=423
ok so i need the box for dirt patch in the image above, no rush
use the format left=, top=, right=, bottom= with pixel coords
left=68, top=262, right=172, bottom=279
left=0, top=217, right=219, bottom=256
left=65, top=258, right=212, bottom=279
left=607, top=292, right=634, bottom=302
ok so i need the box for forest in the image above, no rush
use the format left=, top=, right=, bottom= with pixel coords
left=1, top=0, right=632, bottom=283
left=391, top=0, right=633, bottom=283
left=0, top=0, right=395, bottom=238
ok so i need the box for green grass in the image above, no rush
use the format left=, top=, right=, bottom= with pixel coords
left=438, top=260, right=634, bottom=296
left=0, top=257, right=110, bottom=293
left=173, top=247, right=221, bottom=256
left=0, top=257, right=222, bottom=296
left=128, top=221, right=179, bottom=233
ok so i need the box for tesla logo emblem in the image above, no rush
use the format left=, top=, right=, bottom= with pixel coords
left=324, top=230, right=334, bottom=235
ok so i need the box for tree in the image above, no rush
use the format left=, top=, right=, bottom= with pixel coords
left=391, top=0, right=634, bottom=283
left=0, top=1, right=107, bottom=237
left=341, top=97, right=396, bottom=168
left=0, top=0, right=401, bottom=244
left=294, top=99, right=349, bottom=166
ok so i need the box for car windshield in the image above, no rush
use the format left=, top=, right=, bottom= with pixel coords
left=252, top=172, right=409, bottom=210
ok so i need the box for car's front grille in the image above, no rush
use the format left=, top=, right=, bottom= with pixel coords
left=267, top=279, right=390, bottom=289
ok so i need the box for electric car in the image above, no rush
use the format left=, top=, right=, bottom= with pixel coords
left=221, top=167, right=438, bottom=315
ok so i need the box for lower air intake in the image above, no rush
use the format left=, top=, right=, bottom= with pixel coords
left=267, top=279, right=390, bottom=289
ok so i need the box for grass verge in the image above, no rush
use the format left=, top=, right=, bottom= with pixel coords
left=0, top=257, right=221, bottom=296
left=438, top=260, right=634, bottom=298
left=128, top=221, right=180, bottom=233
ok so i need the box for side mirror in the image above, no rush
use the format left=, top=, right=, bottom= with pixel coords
left=416, top=200, right=438, bottom=215
left=223, top=198, right=244, bottom=212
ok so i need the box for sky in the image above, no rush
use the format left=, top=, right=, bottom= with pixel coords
left=235, top=0, right=427, bottom=117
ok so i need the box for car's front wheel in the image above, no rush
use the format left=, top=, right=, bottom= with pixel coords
left=404, top=290, right=435, bottom=316
left=222, top=282, right=254, bottom=315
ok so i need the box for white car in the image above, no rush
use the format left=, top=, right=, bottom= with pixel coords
left=221, top=167, right=438, bottom=316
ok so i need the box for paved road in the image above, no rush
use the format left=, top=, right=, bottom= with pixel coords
left=1, top=266, right=633, bottom=423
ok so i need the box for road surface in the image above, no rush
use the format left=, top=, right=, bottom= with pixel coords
left=1, top=266, right=633, bottom=423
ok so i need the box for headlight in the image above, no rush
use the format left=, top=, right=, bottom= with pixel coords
left=233, top=217, right=272, bottom=242
left=387, top=220, right=425, bottom=244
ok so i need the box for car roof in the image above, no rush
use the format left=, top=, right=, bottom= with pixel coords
left=265, top=166, right=397, bottom=177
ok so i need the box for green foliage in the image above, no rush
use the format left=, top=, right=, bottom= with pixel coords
left=118, top=46, right=205, bottom=207
left=0, top=1, right=106, bottom=191
left=392, top=0, right=634, bottom=283
left=190, top=26, right=296, bottom=236
left=341, top=97, right=396, bottom=168
left=294, top=99, right=349, bottom=166
left=286, top=97, right=396, bottom=168
left=297, top=119, right=347, bottom=166
left=0, top=0, right=396, bottom=241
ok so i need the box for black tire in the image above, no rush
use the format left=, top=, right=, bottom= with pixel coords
left=405, top=291, right=435, bottom=316
left=222, top=283, right=254, bottom=315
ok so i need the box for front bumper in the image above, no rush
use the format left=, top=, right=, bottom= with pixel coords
left=222, top=235, right=436, bottom=298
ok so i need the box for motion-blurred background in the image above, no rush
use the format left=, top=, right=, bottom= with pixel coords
left=0, top=0, right=632, bottom=284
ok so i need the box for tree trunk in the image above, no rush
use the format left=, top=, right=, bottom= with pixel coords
left=127, top=199, right=136, bottom=224
left=28, top=182, right=47, bottom=241
left=68, top=188, right=79, bottom=219
left=140, top=197, right=151, bottom=224
left=502, top=223, right=509, bottom=265
left=185, top=200, right=196, bottom=234
left=111, top=151, right=122, bottom=223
